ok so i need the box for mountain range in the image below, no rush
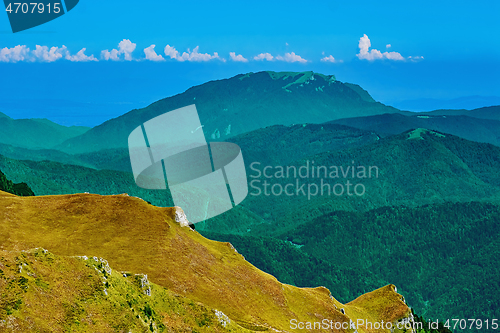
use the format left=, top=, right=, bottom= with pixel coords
left=1, top=70, right=498, bottom=332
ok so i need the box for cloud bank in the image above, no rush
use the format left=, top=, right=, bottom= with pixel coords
left=164, top=45, right=223, bottom=62
left=356, top=34, right=422, bottom=62
left=229, top=52, right=248, bottom=62
left=253, top=52, right=308, bottom=63
left=101, top=39, right=136, bottom=61
left=0, top=44, right=97, bottom=63
left=144, top=45, right=165, bottom=62
left=356, top=34, right=405, bottom=61
left=0, top=37, right=420, bottom=64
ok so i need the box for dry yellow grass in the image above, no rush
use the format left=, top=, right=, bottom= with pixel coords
left=0, top=191, right=410, bottom=332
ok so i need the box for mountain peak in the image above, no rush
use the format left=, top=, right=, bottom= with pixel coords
left=265, top=70, right=336, bottom=81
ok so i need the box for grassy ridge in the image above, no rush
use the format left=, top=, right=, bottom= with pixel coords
left=0, top=248, right=254, bottom=332
left=0, top=191, right=413, bottom=332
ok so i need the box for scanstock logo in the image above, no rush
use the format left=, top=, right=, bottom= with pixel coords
left=4, top=0, right=79, bottom=33
left=128, top=105, right=249, bottom=225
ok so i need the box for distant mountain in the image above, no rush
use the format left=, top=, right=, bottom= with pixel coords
left=56, top=71, right=400, bottom=154
left=422, top=105, right=500, bottom=121
left=0, top=143, right=132, bottom=172
left=0, top=191, right=414, bottom=332
left=0, top=167, right=34, bottom=196
left=391, top=96, right=500, bottom=111
left=0, top=112, right=89, bottom=150
left=330, top=113, right=500, bottom=146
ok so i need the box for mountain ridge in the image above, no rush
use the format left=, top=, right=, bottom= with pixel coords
left=0, top=190, right=412, bottom=332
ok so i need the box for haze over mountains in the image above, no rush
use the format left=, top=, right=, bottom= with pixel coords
left=0, top=111, right=89, bottom=150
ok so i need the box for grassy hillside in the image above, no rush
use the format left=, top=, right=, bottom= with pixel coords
left=56, top=71, right=400, bottom=154
left=0, top=190, right=413, bottom=332
left=0, top=248, right=254, bottom=332
left=0, top=112, right=89, bottom=150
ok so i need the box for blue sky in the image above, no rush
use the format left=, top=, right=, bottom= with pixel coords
left=0, top=0, right=499, bottom=126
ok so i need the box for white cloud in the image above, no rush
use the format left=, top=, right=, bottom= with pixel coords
left=119, top=39, right=136, bottom=61
left=33, top=45, right=68, bottom=62
left=101, top=39, right=137, bottom=61
left=0, top=44, right=96, bottom=63
left=66, top=48, right=98, bottom=62
left=0, top=45, right=31, bottom=63
left=320, top=55, right=338, bottom=63
left=101, top=49, right=119, bottom=61
left=384, top=51, right=405, bottom=61
left=356, top=34, right=405, bottom=61
left=229, top=52, right=248, bottom=62
left=275, top=52, right=308, bottom=63
left=163, top=45, right=222, bottom=62
left=386, top=44, right=391, bottom=49
left=408, top=55, right=424, bottom=62
left=164, top=45, right=179, bottom=59
left=144, top=44, right=165, bottom=61
left=254, top=53, right=274, bottom=61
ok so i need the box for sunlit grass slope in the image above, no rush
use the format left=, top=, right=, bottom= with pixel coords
left=0, top=191, right=411, bottom=332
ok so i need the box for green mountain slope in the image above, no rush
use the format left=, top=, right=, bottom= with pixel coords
left=56, top=71, right=400, bottom=154
left=204, top=201, right=499, bottom=333
left=0, top=143, right=131, bottom=172
left=0, top=168, right=34, bottom=197
left=3, top=126, right=500, bottom=237
left=278, top=202, right=500, bottom=332
left=0, top=153, right=265, bottom=234
left=227, top=123, right=379, bottom=167
left=0, top=112, right=89, bottom=149
left=197, top=128, right=500, bottom=235
left=0, top=123, right=380, bottom=176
